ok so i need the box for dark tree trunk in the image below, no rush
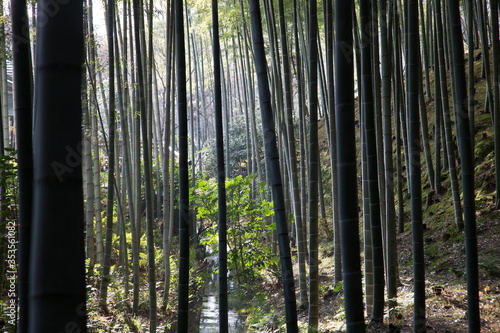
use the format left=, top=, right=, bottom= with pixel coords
left=467, top=0, right=474, bottom=153
left=434, top=27, right=443, bottom=194
left=335, top=1, right=366, bottom=331
left=162, top=0, right=175, bottom=307
left=325, top=0, right=342, bottom=288
left=29, top=0, right=86, bottom=330
left=393, top=0, right=405, bottom=234
left=447, top=1, right=480, bottom=330
left=134, top=0, right=158, bottom=328
left=212, top=1, right=228, bottom=331
left=379, top=0, right=398, bottom=311
left=492, top=0, right=500, bottom=210
left=278, top=0, right=308, bottom=307
left=308, top=0, right=320, bottom=330
left=99, top=0, right=117, bottom=312
left=359, top=0, right=385, bottom=322
left=176, top=0, right=190, bottom=330
left=408, top=0, right=425, bottom=331
left=434, top=0, right=464, bottom=230
left=248, top=0, right=298, bottom=331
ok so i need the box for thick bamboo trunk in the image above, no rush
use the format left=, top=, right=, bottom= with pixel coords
left=335, top=1, right=365, bottom=330
left=408, top=1, right=426, bottom=330
left=29, top=0, right=86, bottom=328
left=248, top=0, right=298, bottom=330
left=448, top=0, right=480, bottom=330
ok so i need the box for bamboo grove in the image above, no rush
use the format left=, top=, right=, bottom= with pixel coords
left=0, top=0, right=498, bottom=332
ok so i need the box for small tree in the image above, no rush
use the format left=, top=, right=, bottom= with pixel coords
left=192, top=174, right=277, bottom=284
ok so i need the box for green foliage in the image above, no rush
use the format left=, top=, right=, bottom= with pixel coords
left=0, top=149, right=18, bottom=324
left=0, top=300, right=16, bottom=333
left=424, top=243, right=440, bottom=257
left=189, top=248, right=210, bottom=302
left=334, top=281, right=343, bottom=293
left=238, top=291, right=284, bottom=332
left=191, top=173, right=278, bottom=284
left=0, top=149, right=18, bottom=222
left=479, top=251, right=500, bottom=277
left=191, top=0, right=247, bottom=38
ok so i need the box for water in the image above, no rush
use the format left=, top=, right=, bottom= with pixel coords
left=199, top=257, right=246, bottom=333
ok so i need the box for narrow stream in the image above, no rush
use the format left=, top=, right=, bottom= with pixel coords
left=199, top=256, right=246, bottom=332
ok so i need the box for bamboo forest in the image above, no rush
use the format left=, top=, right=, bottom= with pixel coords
left=1, top=0, right=500, bottom=332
